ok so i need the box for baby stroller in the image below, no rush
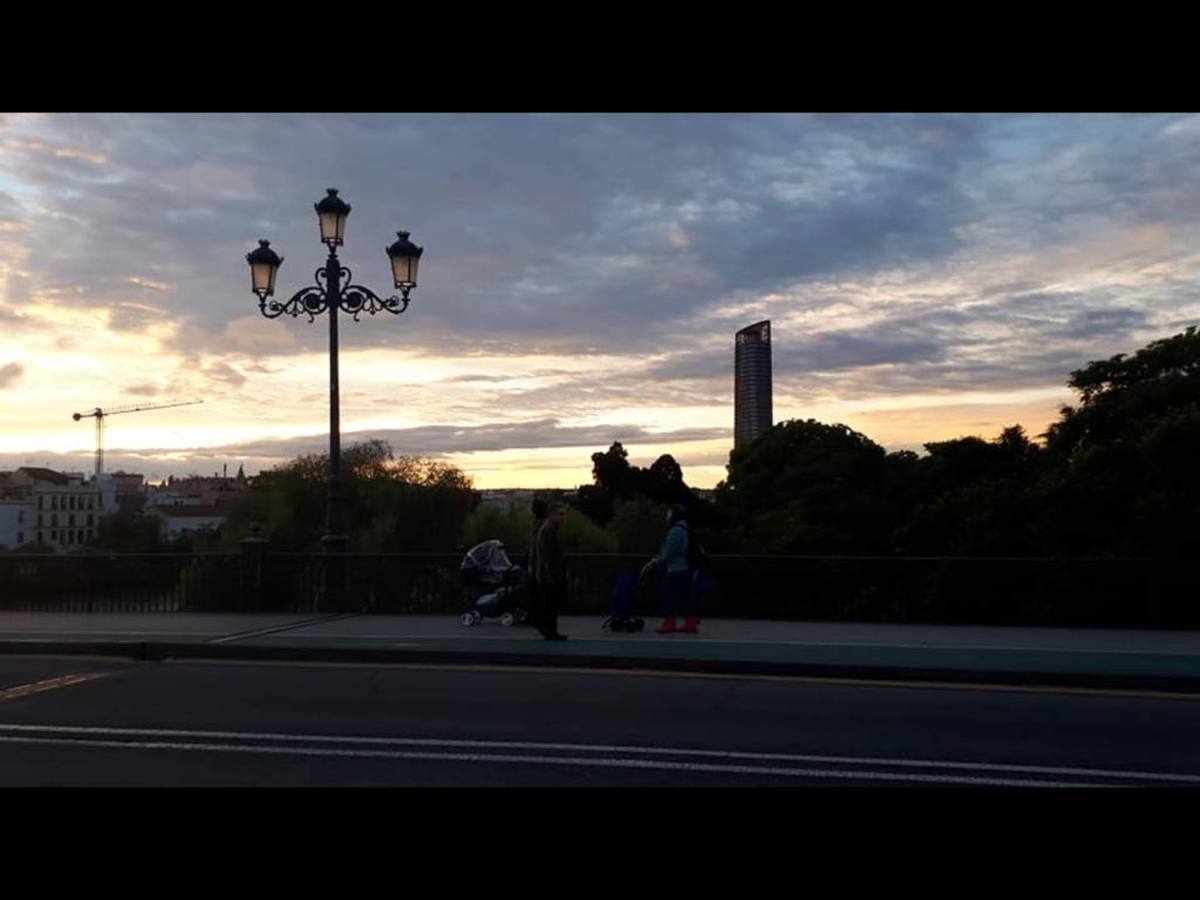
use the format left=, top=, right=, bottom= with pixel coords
left=459, top=539, right=530, bottom=627
left=601, top=572, right=646, bottom=633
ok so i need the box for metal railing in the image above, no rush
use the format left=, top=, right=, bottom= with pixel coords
left=0, top=553, right=243, bottom=613
left=0, top=550, right=1193, bottom=628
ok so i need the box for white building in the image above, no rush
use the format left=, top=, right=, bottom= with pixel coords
left=93, top=473, right=120, bottom=516
left=8, top=468, right=103, bottom=552
left=149, top=505, right=226, bottom=539
left=0, top=500, right=34, bottom=549
left=144, top=490, right=208, bottom=509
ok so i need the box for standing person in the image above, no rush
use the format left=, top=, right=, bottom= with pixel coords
left=526, top=498, right=548, bottom=634
left=534, top=504, right=569, bottom=641
left=643, top=504, right=701, bottom=634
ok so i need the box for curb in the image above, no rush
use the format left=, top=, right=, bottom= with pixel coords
left=3, top=639, right=1200, bottom=694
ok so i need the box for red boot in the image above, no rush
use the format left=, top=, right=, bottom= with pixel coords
left=656, top=616, right=677, bottom=634
left=680, top=616, right=699, bottom=634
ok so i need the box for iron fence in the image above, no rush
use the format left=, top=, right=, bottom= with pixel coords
left=0, top=550, right=1193, bottom=629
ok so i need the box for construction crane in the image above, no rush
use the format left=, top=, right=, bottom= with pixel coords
left=72, top=400, right=203, bottom=477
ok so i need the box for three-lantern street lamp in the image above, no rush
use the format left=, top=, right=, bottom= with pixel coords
left=246, top=188, right=423, bottom=612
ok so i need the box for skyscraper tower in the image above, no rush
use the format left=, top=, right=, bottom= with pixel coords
left=735, top=320, right=773, bottom=449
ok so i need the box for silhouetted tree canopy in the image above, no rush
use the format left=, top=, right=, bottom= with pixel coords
left=223, top=440, right=479, bottom=551
left=708, top=327, right=1200, bottom=559
left=715, top=420, right=892, bottom=554
left=1034, top=327, right=1200, bottom=557
left=574, top=441, right=713, bottom=529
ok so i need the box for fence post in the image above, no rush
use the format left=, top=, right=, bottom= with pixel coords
left=240, top=523, right=269, bottom=612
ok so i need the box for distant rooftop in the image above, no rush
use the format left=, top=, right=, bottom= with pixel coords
left=17, top=467, right=70, bottom=485
left=735, top=320, right=771, bottom=339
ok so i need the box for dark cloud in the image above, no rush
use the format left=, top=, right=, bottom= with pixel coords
left=434, top=368, right=604, bottom=387
left=6, top=113, right=1194, bottom=373
left=0, top=362, right=23, bottom=388
left=0, top=450, right=198, bottom=483
left=1046, top=305, right=1151, bottom=340
left=107, top=300, right=168, bottom=334
left=644, top=328, right=945, bottom=383
left=0, top=190, right=21, bottom=225
left=0, top=439, right=731, bottom=487
left=782, top=333, right=947, bottom=374
left=86, top=418, right=729, bottom=467
left=203, top=361, right=247, bottom=388
left=438, top=373, right=515, bottom=384
left=5, top=113, right=1200, bottom=483
left=0, top=307, right=30, bottom=331
left=0, top=417, right=729, bottom=483
left=124, top=383, right=161, bottom=397
left=0, top=114, right=994, bottom=355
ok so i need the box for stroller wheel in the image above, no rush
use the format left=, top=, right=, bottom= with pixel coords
left=460, top=612, right=476, bottom=627
left=499, top=612, right=515, bottom=627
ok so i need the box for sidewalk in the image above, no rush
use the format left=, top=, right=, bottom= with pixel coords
left=3, top=612, right=1200, bottom=691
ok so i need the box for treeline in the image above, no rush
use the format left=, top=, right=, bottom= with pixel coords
left=573, top=327, right=1200, bottom=561
left=81, top=326, right=1200, bottom=563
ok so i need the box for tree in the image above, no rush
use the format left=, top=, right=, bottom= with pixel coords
left=93, top=507, right=171, bottom=553
left=575, top=442, right=631, bottom=525
left=717, top=419, right=891, bottom=554
left=592, top=442, right=632, bottom=492
left=607, top=496, right=669, bottom=554
left=575, top=443, right=712, bottom=527
left=1034, top=327, right=1200, bottom=557
left=642, top=454, right=693, bottom=508
left=895, top=426, right=1046, bottom=556
left=558, top=508, right=618, bottom=553
left=221, top=441, right=479, bottom=552
left=1045, top=326, right=1200, bottom=458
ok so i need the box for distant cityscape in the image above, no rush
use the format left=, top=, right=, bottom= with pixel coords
left=1, top=321, right=761, bottom=552
left=0, top=465, right=251, bottom=550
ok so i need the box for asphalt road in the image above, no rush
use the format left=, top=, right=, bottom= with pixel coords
left=2, top=656, right=1200, bottom=786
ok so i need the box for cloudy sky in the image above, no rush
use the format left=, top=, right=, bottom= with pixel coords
left=1, top=113, right=1198, bottom=488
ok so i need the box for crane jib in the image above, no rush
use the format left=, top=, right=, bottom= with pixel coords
left=70, top=400, right=203, bottom=476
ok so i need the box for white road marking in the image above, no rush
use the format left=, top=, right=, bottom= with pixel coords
left=209, top=614, right=353, bottom=644
left=0, top=723, right=1193, bottom=785
left=0, top=734, right=1111, bottom=786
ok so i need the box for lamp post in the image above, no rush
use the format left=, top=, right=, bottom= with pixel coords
left=246, top=188, right=423, bottom=612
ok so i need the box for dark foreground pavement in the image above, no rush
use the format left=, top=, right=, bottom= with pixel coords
left=2, top=655, right=1200, bottom=786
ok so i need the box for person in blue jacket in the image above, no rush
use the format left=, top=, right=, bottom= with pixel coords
left=643, top=504, right=700, bottom=634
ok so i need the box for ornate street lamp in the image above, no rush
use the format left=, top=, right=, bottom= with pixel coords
left=245, top=188, right=424, bottom=612
left=387, top=231, right=423, bottom=291
left=315, top=187, right=351, bottom=247
left=246, top=240, right=282, bottom=298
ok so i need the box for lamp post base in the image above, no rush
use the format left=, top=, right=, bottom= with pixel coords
left=320, top=533, right=350, bottom=613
